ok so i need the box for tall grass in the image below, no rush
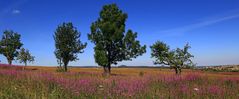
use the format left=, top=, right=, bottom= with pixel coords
left=0, top=65, right=238, bottom=98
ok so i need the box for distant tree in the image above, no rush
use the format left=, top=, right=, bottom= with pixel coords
left=54, top=22, right=87, bottom=72
left=17, top=48, right=35, bottom=70
left=0, top=30, right=23, bottom=65
left=150, top=41, right=194, bottom=74
left=88, top=4, right=146, bottom=75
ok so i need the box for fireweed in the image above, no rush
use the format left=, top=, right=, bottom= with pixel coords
left=0, top=65, right=238, bottom=98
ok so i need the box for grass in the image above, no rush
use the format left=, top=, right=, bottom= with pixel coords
left=0, top=65, right=239, bottom=99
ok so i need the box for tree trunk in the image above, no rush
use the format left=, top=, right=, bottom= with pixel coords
left=103, top=66, right=110, bottom=76
left=6, top=56, right=12, bottom=65
left=179, top=68, right=182, bottom=74
left=106, top=47, right=111, bottom=75
left=174, top=68, right=179, bottom=75
left=63, top=61, right=68, bottom=72
left=108, top=65, right=111, bottom=74
left=23, top=62, right=27, bottom=70
left=64, top=64, right=67, bottom=72
left=103, top=66, right=108, bottom=74
left=107, top=62, right=111, bottom=75
left=103, top=64, right=111, bottom=76
left=8, top=60, right=12, bottom=65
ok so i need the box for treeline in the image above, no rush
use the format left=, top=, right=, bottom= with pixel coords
left=0, top=4, right=194, bottom=74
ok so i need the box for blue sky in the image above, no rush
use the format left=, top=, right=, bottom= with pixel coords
left=0, top=0, right=239, bottom=66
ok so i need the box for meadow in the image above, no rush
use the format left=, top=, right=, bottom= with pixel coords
left=0, top=65, right=238, bottom=99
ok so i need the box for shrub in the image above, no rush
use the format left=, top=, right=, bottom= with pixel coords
left=139, top=71, right=144, bottom=77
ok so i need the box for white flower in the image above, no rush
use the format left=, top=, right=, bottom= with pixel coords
left=98, top=85, right=104, bottom=91
left=99, top=85, right=103, bottom=88
left=193, top=88, right=199, bottom=91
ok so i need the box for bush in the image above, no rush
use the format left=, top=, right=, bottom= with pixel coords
left=139, top=71, right=144, bottom=77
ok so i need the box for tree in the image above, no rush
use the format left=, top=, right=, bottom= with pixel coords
left=17, top=48, right=35, bottom=70
left=54, top=22, right=87, bottom=72
left=150, top=41, right=194, bottom=74
left=0, top=30, right=23, bottom=65
left=88, top=4, right=146, bottom=75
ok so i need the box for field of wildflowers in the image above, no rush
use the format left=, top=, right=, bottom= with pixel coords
left=0, top=64, right=238, bottom=99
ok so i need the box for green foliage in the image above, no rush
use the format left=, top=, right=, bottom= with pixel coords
left=17, top=48, right=35, bottom=67
left=88, top=4, right=146, bottom=74
left=54, top=22, right=87, bottom=72
left=150, top=41, right=194, bottom=74
left=0, top=30, right=23, bottom=65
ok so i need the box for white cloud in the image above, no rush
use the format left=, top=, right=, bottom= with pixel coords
left=12, top=9, right=21, bottom=14
left=159, top=13, right=239, bottom=36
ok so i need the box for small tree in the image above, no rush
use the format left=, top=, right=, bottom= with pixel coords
left=0, top=30, right=23, bottom=65
left=150, top=41, right=194, bottom=74
left=88, top=4, right=146, bottom=75
left=17, top=48, right=35, bottom=70
left=54, top=22, right=87, bottom=72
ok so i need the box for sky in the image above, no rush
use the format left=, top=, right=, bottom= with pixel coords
left=0, top=0, right=239, bottom=66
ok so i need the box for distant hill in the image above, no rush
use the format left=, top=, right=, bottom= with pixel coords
left=195, top=65, right=239, bottom=72
left=205, top=65, right=239, bottom=70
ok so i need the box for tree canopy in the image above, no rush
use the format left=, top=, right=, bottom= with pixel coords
left=88, top=4, right=146, bottom=74
left=17, top=48, right=35, bottom=69
left=151, top=41, right=194, bottom=74
left=0, top=30, right=23, bottom=65
left=54, top=22, right=87, bottom=71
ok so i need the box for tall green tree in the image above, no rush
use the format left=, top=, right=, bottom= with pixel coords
left=88, top=4, right=146, bottom=74
left=17, top=48, right=35, bottom=69
left=150, top=41, right=194, bottom=74
left=54, top=22, right=87, bottom=72
left=0, top=30, right=23, bottom=65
